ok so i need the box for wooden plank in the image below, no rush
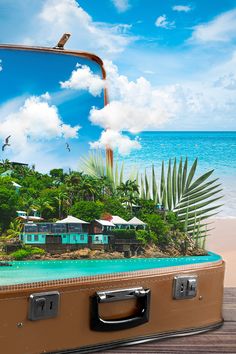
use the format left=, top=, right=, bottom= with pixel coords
left=223, top=287, right=236, bottom=322
left=100, top=288, right=236, bottom=354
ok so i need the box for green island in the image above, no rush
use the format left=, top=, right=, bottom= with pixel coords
left=0, top=155, right=223, bottom=261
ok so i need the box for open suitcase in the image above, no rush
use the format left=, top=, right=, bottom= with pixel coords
left=0, top=36, right=225, bottom=354
left=0, top=252, right=224, bottom=354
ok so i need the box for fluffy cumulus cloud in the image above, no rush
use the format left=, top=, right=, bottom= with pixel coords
left=111, top=0, right=130, bottom=13
left=86, top=61, right=181, bottom=153
left=172, top=5, right=191, bottom=12
left=0, top=93, right=80, bottom=152
left=23, top=0, right=133, bottom=55
left=190, top=9, right=236, bottom=43
left=90, top=129, right=141, bottom=155
left=60, top=64, right=104, bottom=96
left=155, top=15, right=175, bottom=29
left=89, top=60, right=179, bottom=132
left=89, top=56, right=236, bottom=135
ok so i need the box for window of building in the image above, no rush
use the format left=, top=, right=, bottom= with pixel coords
left=27, top=235, right=32, bottom=242
left=80, top=235, right=84, bottom=241
left=73, top=235, right=77, bottom=241
left=34, top=235, right=39, bottom=241
left=95, top=236, right=99, bottom=241
left=63, top=235, right=66, bottom=238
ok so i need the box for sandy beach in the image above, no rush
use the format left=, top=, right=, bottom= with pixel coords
left=206, top=218, right=236, bottom=287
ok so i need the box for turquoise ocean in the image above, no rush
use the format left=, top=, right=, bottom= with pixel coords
left=116, top=132, right=236, bottom=217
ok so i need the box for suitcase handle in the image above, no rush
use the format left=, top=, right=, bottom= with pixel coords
left=90, top=287, right=150, bottom=331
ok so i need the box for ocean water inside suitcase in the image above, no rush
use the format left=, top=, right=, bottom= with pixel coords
left=0, top=252, right=221, bottom=285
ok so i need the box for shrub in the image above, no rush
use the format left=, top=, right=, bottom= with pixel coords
left=10, top=246, right=45, bottom=260
left=143, top=214, right=172, bottom=247
left=135, top=230, right=157, bottom=246
left=165, top=212, right=184, bottom=231
left=10, top=249, right=29, bottom=260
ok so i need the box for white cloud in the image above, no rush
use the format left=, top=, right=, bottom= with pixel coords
left=90, top=129, right=141, bottom=155
left=155, top=15, right=175, bottom=29
left=87, top=61, right=182, bottom=154
left=172, top=5, right=191, bottom=12
left=89, top=56, right=236, bottom=137
left=0, top=93, right=80, bottom=152
left=60, top=64, right=104, bottom=96
left=34, top=0, right=133, bottom=55
left=0, top=0, right=134, bottom=56
left=190, top=9, right=236, bottom=43
left=111, top=0, right=130, bottom=13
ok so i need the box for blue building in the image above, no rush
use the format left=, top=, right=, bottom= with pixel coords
left=20, top=216, right=89, bottom=252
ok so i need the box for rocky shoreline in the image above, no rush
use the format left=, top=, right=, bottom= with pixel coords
left=0, top=245, right=207, bottom=261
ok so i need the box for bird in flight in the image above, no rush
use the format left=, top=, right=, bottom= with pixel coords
left=2, top=135, right=11, bottom=151
left=66, top=142, right=71, bottom=152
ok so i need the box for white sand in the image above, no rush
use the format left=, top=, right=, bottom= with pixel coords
left=206, top=218, right=236, bottom=287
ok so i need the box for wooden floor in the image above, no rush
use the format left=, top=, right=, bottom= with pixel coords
left=101, top=288, right=236, bottom=354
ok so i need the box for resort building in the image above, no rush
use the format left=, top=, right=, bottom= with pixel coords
left=17, top=210, right=44, bottom=222
left=20, top=215, right=89, bottom=252
left=89, top=219, right=115, bottom=247
left=19, top=215, right=146, bottom=255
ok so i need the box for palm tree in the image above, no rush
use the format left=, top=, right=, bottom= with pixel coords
left=54, top=191, right=70, bottom=219
left=34, top=197, right=54, bottom=218
left=5, top=219, right=23, bottom=241
left=140, top=158, right=223, bottom=236
left=21, top=196, right=36, bottom=221
left=117, top=180, right=139, bottom=211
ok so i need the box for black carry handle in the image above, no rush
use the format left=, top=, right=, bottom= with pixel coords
left=90, top=287, right=150, bottom=331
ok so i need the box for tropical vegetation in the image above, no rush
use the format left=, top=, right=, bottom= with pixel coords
left=0, top=154, right=223, bottom=259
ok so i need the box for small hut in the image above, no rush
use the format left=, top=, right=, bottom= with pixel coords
left=110, top=215, right=129, bottom=229
left=127, top=217, right=146, bottom=230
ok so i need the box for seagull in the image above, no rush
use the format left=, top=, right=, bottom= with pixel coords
left=2, top=135, right=11, bottom=151
left=66, top=142, right=71, bottom=152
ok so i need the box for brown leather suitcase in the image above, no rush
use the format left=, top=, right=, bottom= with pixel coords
left=0, top=253, right=224, bottom=354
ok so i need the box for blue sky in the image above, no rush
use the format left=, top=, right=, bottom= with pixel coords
left=0, top=0, right=236, bottom=170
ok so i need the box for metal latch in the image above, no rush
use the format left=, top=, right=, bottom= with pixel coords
left=28, top=291, right=60, bottom=321
left=173, top=275, right=198, bottom=299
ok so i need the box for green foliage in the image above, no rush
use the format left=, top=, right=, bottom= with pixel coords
left=144, top=214, right=171, bottom=247
left=5, top=219, right=23, bottom=239
left=24, top=246, right=46, bottom=256
left=135, top=229, right=157, bottom=246
left=139, top=158, right=223, bottom=236
left=137, top=199, right=156, bottom=217
left=69, top=201, right=105, bottom=222
left=0, top=153, right=222, bottom=253
left=165, top=212, right=185, bottom=232
left=10, top=246, right=45, bottom=260
left=102, top=197, right=131, bottom=220
left=81, top=152, right=135, bottom=189
left=0, top=182, right=18, bottom=230
left=10, top=249, right=29, bottom=260
left=117, top=180, right=139, bottom=210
